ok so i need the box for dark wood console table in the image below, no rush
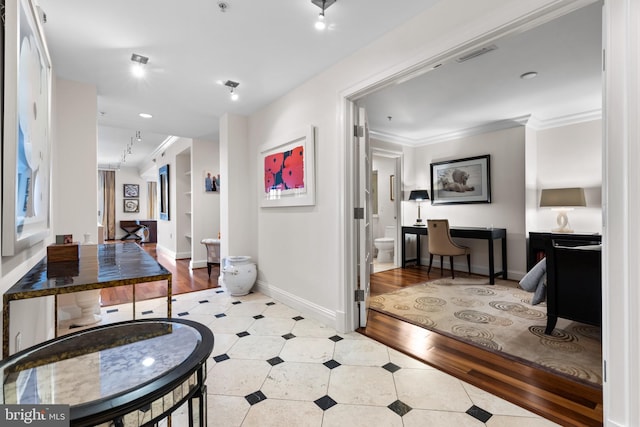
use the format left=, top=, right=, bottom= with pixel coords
left=401, top=226, right=507, bottom=284
left=527, top=231, right=601, bottom=271
left=0, top=318, right=213, bottom=426
left=120, top=220, right=157, bottom=243
left=3, top=243, right=172, bottom=357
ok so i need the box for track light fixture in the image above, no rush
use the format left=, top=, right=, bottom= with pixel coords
left=130, top=53, right=149, bottom=78
left=224, top=80, right=240, bottom=101
left=311, top=0, right=336, bottom=30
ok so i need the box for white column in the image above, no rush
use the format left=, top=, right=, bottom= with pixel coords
left=603, top=0, right=640, bottom=425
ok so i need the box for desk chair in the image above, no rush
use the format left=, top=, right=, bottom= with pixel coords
left=427, top=219, right=471, bottom=279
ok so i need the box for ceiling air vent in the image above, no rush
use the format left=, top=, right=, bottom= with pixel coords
left=455, top=44, right=498, bottom=63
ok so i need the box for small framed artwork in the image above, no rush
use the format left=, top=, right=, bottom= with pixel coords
left=430, top=155, right=491, bottom=205
left=124, top=199, right=140, bottom=213
left=204, top=171, right=220, bottom=192
left=123, top=184, right=139, bottom=198
left=259, top=125, right=316, bottom=207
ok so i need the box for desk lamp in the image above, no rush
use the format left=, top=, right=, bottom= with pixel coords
left=409, top=190, right=430, bottom=226
left=539, top=187, right=586, bottom=233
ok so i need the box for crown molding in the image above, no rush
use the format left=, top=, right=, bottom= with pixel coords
left=370, top=115, right=531, bottom=147
left=526, top=109, right=602, bottom=130
left=369, top=110, right=603, bottom=147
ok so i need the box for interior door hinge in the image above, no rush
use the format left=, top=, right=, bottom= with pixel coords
left=355, top=289, right=365, bottom=302
left=354, top=125, right=364, bottom=137
left=354, top=207, right=364, bottom=219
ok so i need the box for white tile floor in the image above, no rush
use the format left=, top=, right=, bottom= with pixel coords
left=61, top=288, right=560, bottom=426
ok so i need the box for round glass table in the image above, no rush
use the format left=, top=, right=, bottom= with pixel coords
left=0, top=318, right=213, bottom=426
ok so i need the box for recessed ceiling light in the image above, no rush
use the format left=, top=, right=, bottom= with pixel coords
left=139, top=113, right=153, bottom=119
left=130, top=53, right=149, bottom=78
left=520, top=71, right=538, bottom=80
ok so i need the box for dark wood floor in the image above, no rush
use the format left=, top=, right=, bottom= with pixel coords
left=99, top=243, right=219, bottom=306
left=101, top=245, right=602, bottom=426
left=360, top=265, right=603, bottom=427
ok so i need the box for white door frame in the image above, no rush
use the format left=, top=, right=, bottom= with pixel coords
left=340, top=0, right=595, bottom=333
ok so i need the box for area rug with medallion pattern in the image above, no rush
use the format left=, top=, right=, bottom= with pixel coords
left=369, top=277, right=602, bottom=386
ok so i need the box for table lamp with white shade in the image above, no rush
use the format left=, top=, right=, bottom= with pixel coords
left=539, top=187, right=586, bottom=233
left=409, top=190, right=430, bottom=226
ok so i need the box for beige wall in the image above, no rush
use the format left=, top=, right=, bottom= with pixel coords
left=533, top=119, right=602, bottom=233
left=409, top=126, right=527, bottom=277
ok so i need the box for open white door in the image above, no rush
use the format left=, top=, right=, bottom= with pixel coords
left=355, top=107, right=372, bottom=327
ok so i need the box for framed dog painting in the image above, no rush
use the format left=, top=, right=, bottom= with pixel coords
left=430, top=155, right=491, bottom=205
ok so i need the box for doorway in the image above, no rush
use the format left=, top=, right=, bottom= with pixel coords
left=371, top=149, right=402, bottom=273
left=345, top=1, right=603, bottom=330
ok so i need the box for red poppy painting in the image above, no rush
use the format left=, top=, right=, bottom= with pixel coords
left=264, top=145, right=305, bottom=192
left=260, top=126, right=316, bottom=207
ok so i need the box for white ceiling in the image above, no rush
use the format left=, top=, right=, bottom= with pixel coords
left=36, top=0, right=442, bottom=167
left=36, top=0, right=602, bottom=167
left=357, top=1, right=603, bottom=145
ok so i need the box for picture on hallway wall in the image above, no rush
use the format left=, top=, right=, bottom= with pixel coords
left=430, top=155, right=491, bottom=205
left=260, top=125, right=316, bottom=207
left=123, top=199, right=140, bottom=213
left=2, top=0, right=53, bottom=256
left=204, top=171, right=220, bottom=192
left=123, top=184, right=139, bottom=198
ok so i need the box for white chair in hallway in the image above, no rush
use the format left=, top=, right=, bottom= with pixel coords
left=201, top=238, right=221, bottom=278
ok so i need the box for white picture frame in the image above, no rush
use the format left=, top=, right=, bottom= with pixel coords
left=259, top=126, right=316, bottom=207
left=2, top=0, right=53, bottom=256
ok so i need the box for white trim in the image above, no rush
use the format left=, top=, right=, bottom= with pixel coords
left=155, top=244, right=175, bottom=260
left=190, top=260, right=207, bottom=269
left=603, top=0, right=640, bottom=424
left=370, top=109, right=604, bottom=147
left=527, top=109, right=602, bottom=130
left=372, top=115, right=531, bottom=147
left=175, top=251, right=191, bottom=260
left=254, top=280, right=338, bottom=330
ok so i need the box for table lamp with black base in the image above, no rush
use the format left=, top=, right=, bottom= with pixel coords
left=409, top=190, right=430, bottom=226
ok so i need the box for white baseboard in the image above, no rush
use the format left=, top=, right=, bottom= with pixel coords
left=254, top=280, right=337, bottom=329
left=155, top=244, right=175, bottom=260
left=190, top=259, right=208, bottom=269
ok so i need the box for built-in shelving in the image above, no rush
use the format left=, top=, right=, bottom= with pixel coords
left=176, top=149, right=192, bottom=258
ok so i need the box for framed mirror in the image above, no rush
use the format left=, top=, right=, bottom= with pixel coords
left=159, top=164, right=170, bottom=220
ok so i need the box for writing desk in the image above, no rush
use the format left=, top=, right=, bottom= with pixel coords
left=0, top=318, right=212, bottom=426
left=3, top=243, right=172, bottom=357
left=401, top=226, right=507, bottom=284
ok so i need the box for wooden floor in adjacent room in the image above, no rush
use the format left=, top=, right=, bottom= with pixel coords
left=360, top=265, right=603, bottom=427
